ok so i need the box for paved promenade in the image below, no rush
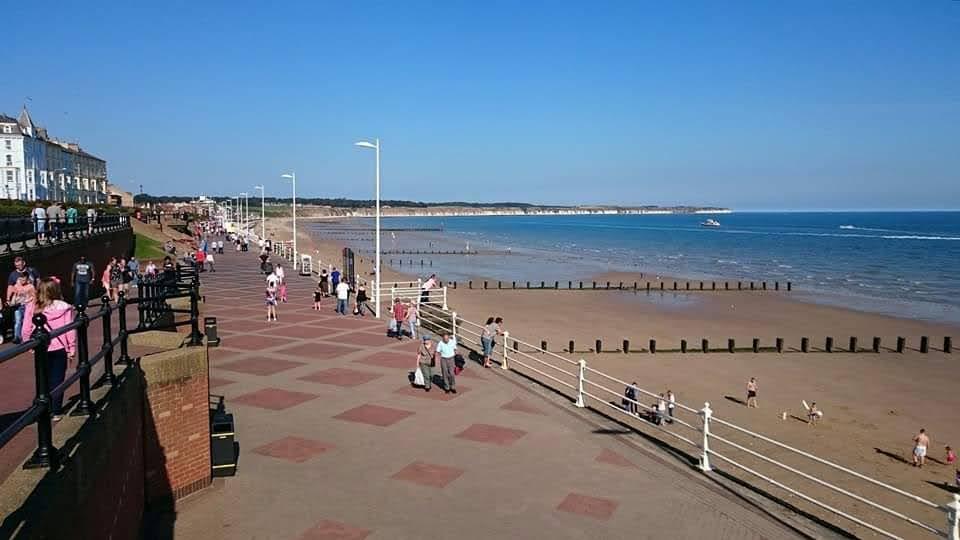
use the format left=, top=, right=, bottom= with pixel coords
left=167, top=248, right=817, bottom=540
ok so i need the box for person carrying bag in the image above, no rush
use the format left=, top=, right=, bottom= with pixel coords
left=415, top=335, right=435, bottom=392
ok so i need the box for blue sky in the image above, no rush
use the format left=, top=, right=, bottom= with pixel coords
left=3, top=1, right=958, bottom=209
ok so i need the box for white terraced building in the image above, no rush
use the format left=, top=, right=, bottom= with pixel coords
left=0, top=106, right=108, bottom=203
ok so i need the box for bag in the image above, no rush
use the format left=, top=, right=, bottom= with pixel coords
left=453, top=365, right=463, bottom=376
left=388, top=319, right=398, bottom=332
left=413, top=366, right=425, bottom=387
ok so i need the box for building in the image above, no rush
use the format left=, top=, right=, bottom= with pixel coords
left=0, top=106, right=108, bottom=203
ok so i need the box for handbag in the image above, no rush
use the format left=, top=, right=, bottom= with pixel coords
left=413, top=366, right=425, bottom=386
left=388, top=319, right=398, bottom=332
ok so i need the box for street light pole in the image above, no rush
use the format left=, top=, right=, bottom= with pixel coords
left=354, top=139, right=381, bottom=318
left=281, top=173, right=297, bottom=269
left=254, top=185, right=265, bottom=240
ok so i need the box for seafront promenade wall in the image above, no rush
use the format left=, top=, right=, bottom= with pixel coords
left=0, top=226, right=133, bottom=288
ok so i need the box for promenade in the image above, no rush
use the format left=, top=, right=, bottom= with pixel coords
left=163, top=247, right=828, bottom=540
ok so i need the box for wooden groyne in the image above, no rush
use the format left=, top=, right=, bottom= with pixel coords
left=446, top=279, right=793, bottom=292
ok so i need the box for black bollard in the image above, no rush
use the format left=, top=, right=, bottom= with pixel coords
left=618, top=281, right=623, bottom=290
left=801, top=337, right=809, bottom=353
left=728, top=338, right=735, bottom=353
left=702, top=338, right=709, bottom=353
left=453, top=281, right=457, bottom=289
left=752, top=338, right=760, bottom=353
left=569, top=340, right=575, bottom=353
left=633, top=282, right=637, bottom=291
left=776, top=337, right=784, bottom=353
left=541, top=340, right=547, bottom=352
left=526, top=281, right=530, bottom=289
left=873, top=337, right=881, bottom=353
left=896, top=337, right=906, bottom=353
left=681, top=339, right=688, bottom=353
left=648, top=339, right=656, bottom=354
left=920, top=336, right=929, bottom=353
left=623, top=339, right=630, bottom=354
left=595, top=339, right=602, bottom=354
left=849, top=337, right=858, bottom=353
left=513, top=340, right=519, bottom=353
left=825, top=337, right=833, bottom=353
left=738, top=281, right=743, bottom=290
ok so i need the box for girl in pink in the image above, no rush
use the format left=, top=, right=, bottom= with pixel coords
left=275, top=263, right=287, bottom=303
left=22, top=278, right=76, bottom=421
left=8, top=272, right=36, bottom=344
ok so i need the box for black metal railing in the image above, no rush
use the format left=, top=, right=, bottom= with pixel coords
left=1, top=214, right=130, bottom=252
left=0, top=262, right=202, bottom=470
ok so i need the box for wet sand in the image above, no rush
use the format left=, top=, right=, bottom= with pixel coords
left=263, top=217, right=960, bottom=538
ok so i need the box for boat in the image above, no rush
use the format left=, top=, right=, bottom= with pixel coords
left=700, top=219, right=721, bottom=228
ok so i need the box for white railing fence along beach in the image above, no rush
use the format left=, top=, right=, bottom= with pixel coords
left=413, top=300, right=960, bottom=540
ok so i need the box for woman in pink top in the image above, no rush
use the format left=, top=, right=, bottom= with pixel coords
left=22, top=278, right=77, bottom=421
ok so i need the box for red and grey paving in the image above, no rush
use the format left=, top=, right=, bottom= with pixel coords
left=170, top=250, right=820, bottom=539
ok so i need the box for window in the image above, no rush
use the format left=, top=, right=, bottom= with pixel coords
left=4, top=154, right=10, bottom=166
left=3, top=140, right=10, bottom=150
left=1, top=125, right=11, bottom=134
left=5, top=171, right=12, bottom=182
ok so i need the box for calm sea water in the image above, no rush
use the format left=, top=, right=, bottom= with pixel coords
left=312, top=212, right=960, bottom=324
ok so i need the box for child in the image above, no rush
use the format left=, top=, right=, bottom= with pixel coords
left=265, top=287, right=278, bottom=322
left=21, top=279, right=76, bottom=421
left=314, top=283, right=323, bottom=310
left=946, top=446, right=956, bottom=464
left=8, top=272, right=36, bottom=344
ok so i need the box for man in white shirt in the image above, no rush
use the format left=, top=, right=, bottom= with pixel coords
left=420, top=273, right=438, bottom=304
left=86, top=207, right=97, bottom=234
left=436, top=332, right=458, bottom=394
left=32, top=204, right=47, bottom=242
left=335, top=279, right=350, bottom=316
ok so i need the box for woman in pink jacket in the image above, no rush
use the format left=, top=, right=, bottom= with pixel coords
left=22, top=278, right=77, bottom=421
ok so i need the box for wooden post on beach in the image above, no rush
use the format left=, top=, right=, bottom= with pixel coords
left=750, top=282, right=755, bottom=290
left=623, top=339, right=630, bottom=354
left=700, top=281, right=704, bottom=290
left=498, top=281, right=501, bottom=289
left=686, top=282, right=690, bottom=291
left=673, top=282, right=678, bottom=291
left=712, top=282, right=716, bottom=291
left=513, top=281, right=516, bottom=289
left=605, top=281, right=610, bottom=290
left=618, top=282, right=623, bottom=290
left=579, top=281, right=583, bottom=289
left=849, top=337, right=858, bottom=352
left=801, top=338, right=809, bottom=353
left=526, top=281, right=530, bottom=289
left=945, top=336, right=952, bottom=354
left=646, top=282, right=651, bottom=292
left=776, top=338, right=784, bottom=353
left=633, top=282, right=637, bottom=291
left=825, top=337, right=834, bottom=353
left=555, top=281, right=559, bottom=289
left=541, top=340, right=547, bottom=352
left=897, top=337, right=906, bottom=353
left=484, top=281, right=488, bottom=289
left=569, top=340, right=575, bottom=353
left=592, top=281, right=597, bottom=289
left=725, top=282, right=729, bottom=290
left=469, top=281, right=473, bottom=289
left=762, top=281, right=767, bottom=290
left=541, top=281, right=545, bottom=289
left=787, top=282, right=792, bottom=291
left=569, top=281, right=572, bottom=289
left=775, top=282, right=779, bottom=291
left=681, top=339, right=688, bottom=353
left=738, top=281, right=742, bottom=290
left=752, top=338, right=760, bottom=353
left=873, top=337, right=881, bottom=353
left=648, top=339, right=655, bottom=354
left=660, top=282, right=665, bottom=291
left=702, top=339, right=709, bottom=353
left=728, top=339, right=735, bottom=353
left=595, top=339, right=602, bottom=354
left=920, top=336, right=929, bottom=353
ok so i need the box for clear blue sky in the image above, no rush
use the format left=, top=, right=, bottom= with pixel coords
left=3, top=1, right=958, bottom=210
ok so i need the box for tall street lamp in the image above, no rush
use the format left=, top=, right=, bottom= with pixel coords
left=254, top=185, right=265, bottom=240
left=354, top=139, right=381, bottom=318
left=280, top=172, right=297, bottom=269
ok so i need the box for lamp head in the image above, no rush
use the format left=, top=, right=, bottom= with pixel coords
left=281, top=174, right=294, bottom=179
left=354, top=141, right=377, bottom=149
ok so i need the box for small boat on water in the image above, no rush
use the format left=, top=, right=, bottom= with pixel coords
left=700, top=219, right=721, bottom=228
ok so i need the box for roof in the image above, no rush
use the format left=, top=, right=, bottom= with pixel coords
left=0, top=114, right=17, bottom=124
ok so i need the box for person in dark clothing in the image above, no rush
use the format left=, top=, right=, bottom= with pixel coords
left=71, top=256, right=95, bottom=307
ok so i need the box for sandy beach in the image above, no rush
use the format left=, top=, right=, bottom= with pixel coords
left=259, top=216, right=960, bottom=538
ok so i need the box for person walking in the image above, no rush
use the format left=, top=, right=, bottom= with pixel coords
left=666, top=389, right=676, bottom=424
left=71, top=256, right=95, bottom=307
left=313, top=282, right=323, bottom=310
left=392, top=298, right=407, bottom=339
left=405, top=300, right=418, bottom=339
left=480, top=316, right=501, bottom=368
left=265, top=270, right=280, bottom=322
left=21, top=278, right=76, bottom=422
left=319, top=269, right=330, bottom=297
left=417, top=335, right=435, bottom=392
left=335, top=278, right=350, bottom=316
left=656, top=393, right=668, bottom=426
left=746, top=377, right=759, bottom=408
left=275, top=263, right=287, bottom=303
left=32, top=203, right=47, bottom=243
left=420, top=273, right=438, bottom=304
left=8, top=272, right=36, bottom=344
left=86, top=206, right=96, bottom=235
left=436, top=331, right=458, bottom=394
left=354, top=285, right=371, bottom=316
left=913, top=429, right=930, bottom=468
left=331, top=267, right=341, bottom=291
left=46, top=201, right=63, bottom=241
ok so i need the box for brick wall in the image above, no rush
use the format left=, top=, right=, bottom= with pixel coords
left=141, top=342, right=212, bottom=506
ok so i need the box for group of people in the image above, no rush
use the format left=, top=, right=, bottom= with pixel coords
left=621, top=384, right=676, bottom=425
left=389, top=298, right=418, bottom=338
left=415, top=331, right=460, bottom=394
left=31, top=202, right=98, bottom=242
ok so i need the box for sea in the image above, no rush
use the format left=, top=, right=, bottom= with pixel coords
left=310, top=212, right=960, bottom=325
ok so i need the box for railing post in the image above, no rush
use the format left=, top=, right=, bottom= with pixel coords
left=71, top=304, right=96, bottom=417
left=100, top=295, right=117, bottom=385
left=451, top=311, right=458, bottom=341
left=187, top=288, right=204, bottom=346
left=117, top=291, right=131, bottom=365
left=575, top=359, right=586, bottom=408
left=501, top=330, right=510, bottom=370
left=699, top=402, right=713, bottom=472
left=442, top=287, right=448, bottom=311
left=24, top=314, right=58, bottom=470
left=947, top=493, right=960, bottom=540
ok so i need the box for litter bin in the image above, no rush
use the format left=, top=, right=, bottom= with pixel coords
left=205, top=316, right=220, bottom=347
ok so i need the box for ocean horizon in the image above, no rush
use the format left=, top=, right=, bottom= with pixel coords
left=311, top=211, right=960, bottom=325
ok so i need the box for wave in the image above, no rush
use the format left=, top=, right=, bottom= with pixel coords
left=881, top=235, right=960, bottom=241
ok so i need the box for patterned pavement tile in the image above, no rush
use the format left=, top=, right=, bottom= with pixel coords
left=275, top=341, right=363, bottom=360
left=556, top=493, right=619, bottom=521
left=299, top=519, right=371, bottom=540
left=233, top=388, right=320, bottom=411
left=390, top=461, right=465, bottom=489
left=393, top=385, right=470, bottom=401
left=455, top=423, right=527, bottom=446
left=333, top=404, right=414, bottom=427
left=595, top=448, right=638, bottom=469
left=217, top=357, right=305, bottom=376
left=253, top=436, right=335, bottom=463
left=354, top=351, right=416, bottom=370
left=500, top=398, right=546, bottom=415
left=220, top=334, right=290, bottom=351
left=299, top=368, right=383, bottom=387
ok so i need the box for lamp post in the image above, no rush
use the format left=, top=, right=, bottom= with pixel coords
left=354, top=139, right=381, bottom=318
left=254, top=185, right=265, bottom=240
left=280, top=173, right=297, bottom=269
left=240, top=192, right=249, bottom=235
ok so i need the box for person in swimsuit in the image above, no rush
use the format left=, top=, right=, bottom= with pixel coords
left=746, top=377, right=758, bottom=408
left=807, top=402, right=821, bottom=426
left=913, top=429, right=930, bottom=468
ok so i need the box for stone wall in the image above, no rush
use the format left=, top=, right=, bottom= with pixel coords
left=0, top=226, right=134, bottom=288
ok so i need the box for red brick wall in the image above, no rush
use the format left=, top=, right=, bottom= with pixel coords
left=144, top=370, right=212, bottom=505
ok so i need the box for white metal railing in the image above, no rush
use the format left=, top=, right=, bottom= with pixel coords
left=421, top=302, right=960, bottom=540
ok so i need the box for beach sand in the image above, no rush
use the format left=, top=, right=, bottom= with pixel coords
left=263, top=217, right=960, bottom=538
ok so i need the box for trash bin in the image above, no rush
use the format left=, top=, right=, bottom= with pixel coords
left=205, top=316, right=220, bottom=347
